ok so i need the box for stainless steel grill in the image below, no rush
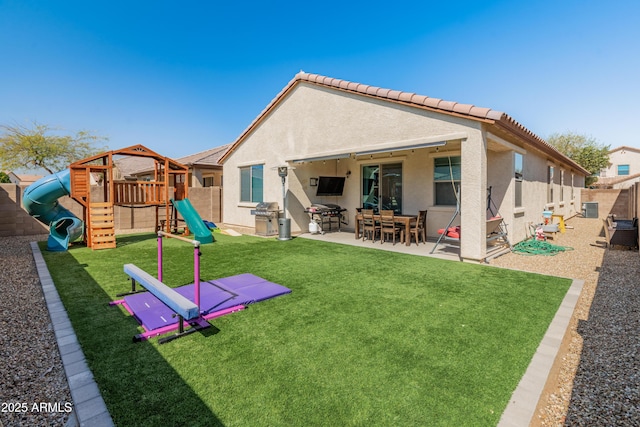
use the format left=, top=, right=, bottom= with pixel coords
left=251, top=202, right=280, bottom=236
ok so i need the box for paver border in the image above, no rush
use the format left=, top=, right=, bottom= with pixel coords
left=498, top=278, right=584, bottom=426
left=31, top=242, right=114, bottom=427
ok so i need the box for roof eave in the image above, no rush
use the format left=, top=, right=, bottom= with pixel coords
left=491, top=118, right=590, bottom=176
left=219, top=73, right=499, bottom=164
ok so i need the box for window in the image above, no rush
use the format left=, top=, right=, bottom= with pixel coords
left=514, top=153, right=523, bottom=208
left=203, top=176, right=214, bottom=187
left=361, top=163, right=403, bottom=213
left=434, top=156, right=461, bottom=206
left=240, top=165, right=263, bottom=203
left=547, top=166, right=554, bottom=203
left=618, top=164, right=630, bottom=176
left=571, top=173, right=575, bottom=200
left=560, top=170, right=564, bottom=201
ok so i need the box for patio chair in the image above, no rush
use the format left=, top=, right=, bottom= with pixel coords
left=408, top=210, right=427, bottom=245
left=355, top=208, right=366, bottom=239
left=380, top=210, right=403, bottom=244
left=362, top=209, right=380, bottom=242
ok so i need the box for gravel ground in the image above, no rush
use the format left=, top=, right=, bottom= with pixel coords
left=0, top=235, right=72, bottom=427
left=490, top=216, right=639, bottom=426
left=563, top=249, right=640, bottom=425
left=0, top=218, right=636, bottom=426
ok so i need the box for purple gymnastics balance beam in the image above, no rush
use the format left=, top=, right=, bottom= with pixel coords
left=113, top=273, right=291, bottom=342
left=111, top=231, right=291, bottom=343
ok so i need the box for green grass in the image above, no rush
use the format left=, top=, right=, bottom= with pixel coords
left=41, top=233, right=571, bottom=426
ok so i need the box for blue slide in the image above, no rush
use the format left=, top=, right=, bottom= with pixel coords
left=171, top=198, right=214, bottom=244
left=22, top=169, right=84, bottom=251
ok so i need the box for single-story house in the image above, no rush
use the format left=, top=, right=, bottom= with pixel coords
left=597, top=146, right=640, bottom=188
left=8, top=171, right=103, bottom=188
left=113, top=156, right=154, bottom=180
left=177, top=144, right=230, bottom=187
left=219, top=72, right=589, bottom=262
left=8, top=172, right=43, bottom=186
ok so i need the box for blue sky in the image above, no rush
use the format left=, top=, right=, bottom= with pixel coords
left=1, top=0, right=639, bottom=162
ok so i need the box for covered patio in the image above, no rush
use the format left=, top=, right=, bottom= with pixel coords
left=297, top=228, right=465, bottom=262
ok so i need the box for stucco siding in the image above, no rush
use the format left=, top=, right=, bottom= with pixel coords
left=458, top=133, right=488, bottom=260
left=487, top=148, right=514, bottom=236
left=603, top=148, right=640, bottom=188
left=223, top=83, right=480, bottom=233
left=504, top=151, right=584, bottom=243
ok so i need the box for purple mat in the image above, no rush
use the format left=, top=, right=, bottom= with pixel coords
left=123, top=274, right=291, bottom=331
left=210, top=273, right=292, bottom=303
left=124, top=291, right=179, bottom=330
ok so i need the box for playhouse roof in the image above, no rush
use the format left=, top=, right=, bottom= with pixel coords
left=70, top=144, right=188, bottom=172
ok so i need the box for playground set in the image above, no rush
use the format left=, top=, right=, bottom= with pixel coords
left=23, top=144, right=213, bottom=251
left=111, top=231, right=291, bottom=343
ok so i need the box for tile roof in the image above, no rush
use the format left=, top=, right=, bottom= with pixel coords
left=609, top=145, right=640, bottom=154
left=177, top=144, right=231, bottom=166
left=299, top=73, right=503, bottom=121
left=593, top=172, right=640, bottom=187
left=219, top=71, right=590, bottom=175
left=113, top=156, right=155, bottom=177
left=8, top=173, right=43, bottom=185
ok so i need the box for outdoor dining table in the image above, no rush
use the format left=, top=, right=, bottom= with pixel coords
left=354, top=213, right=418, bottom=246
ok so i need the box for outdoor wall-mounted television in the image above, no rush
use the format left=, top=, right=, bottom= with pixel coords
left=316, top=176, right=346, bottom=197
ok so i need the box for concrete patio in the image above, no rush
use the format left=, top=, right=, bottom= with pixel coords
left=296, top=228, right=508, bottom=262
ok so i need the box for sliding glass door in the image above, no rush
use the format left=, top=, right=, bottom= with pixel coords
left=361, top=163, right=402, bottom=214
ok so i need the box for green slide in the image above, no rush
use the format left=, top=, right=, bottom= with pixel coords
left=171, top=198, right=214, bottom=244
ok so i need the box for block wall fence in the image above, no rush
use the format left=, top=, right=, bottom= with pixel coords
left=0, top=184, right=222, bottom=237
left=580, top=187, right=636, bottom=220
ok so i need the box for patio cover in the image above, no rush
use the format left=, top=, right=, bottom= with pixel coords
left=287, top=132, right=467, bottom=163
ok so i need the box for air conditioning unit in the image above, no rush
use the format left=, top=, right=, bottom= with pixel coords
left=582, top=202, right=598, bottom=218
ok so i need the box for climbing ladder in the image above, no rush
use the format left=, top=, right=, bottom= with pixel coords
left=89, top=202, right=116, bottom=250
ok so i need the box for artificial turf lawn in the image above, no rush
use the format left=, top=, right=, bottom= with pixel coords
left=41, top=233, right=571, bottom=426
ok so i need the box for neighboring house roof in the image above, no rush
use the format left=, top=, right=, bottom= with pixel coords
left=609, top=145, right=640, bottom=154
left=177, top=144, right=231, bottom=167
left=117, top=144, right=231, bottom=177
left=219, top=71, right=590, bottom=175
left=12, top=170, right=103, bottom=187
left=8, top=172, right=43, bottom=185
left=593, top=172, right=640, bottom=188
left=113, top=156, right=155, bottom=178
